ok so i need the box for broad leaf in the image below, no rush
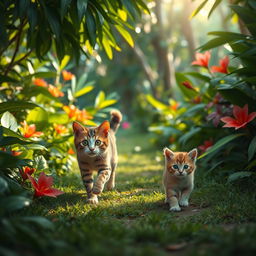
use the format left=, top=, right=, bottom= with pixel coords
left=74, top=85, right=94, bottom=98
left=0, top=101, right=39, bottom=114
left=248, top=135, right=256, bottom=161
left=1, top=112, right=18, bottom=132
left=228, top=171, right=253, bottom=183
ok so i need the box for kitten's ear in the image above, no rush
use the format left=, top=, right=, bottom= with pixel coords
left=163, top=147, right=174, bottom=159
left=72, top=121, right=84, bottom=135
left=188, top=148, right=198, bottom=162
left=98, top=121, right=110, bottom=137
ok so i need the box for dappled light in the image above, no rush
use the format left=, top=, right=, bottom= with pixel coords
left=1, top=0, right=256, bottom=255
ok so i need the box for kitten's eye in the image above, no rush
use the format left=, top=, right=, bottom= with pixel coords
left=184, top=164, right=189, bottom=169
left=81, top=140, right=88, bottom=146
left=95, top=140, right=101, bottom=146
left=172, top=164, right=179, bottom=170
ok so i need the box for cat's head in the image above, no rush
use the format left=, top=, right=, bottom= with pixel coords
left=163, top=148, right=198, bottom=177
left=72, top=121, right=110, bottom=157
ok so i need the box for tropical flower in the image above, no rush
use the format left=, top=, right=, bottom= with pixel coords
left=63, top=105, right=80, bottom=119
left=62, top=70, right=74, bottom=81
left=121, top=121, right=130, bottom=129
left=21, top=121, right=43, bottom=138
left=68, top=148, right=75, bottom=154
left=170, top=101, right=179, bottom=111
left=198, top=140, right=213, bottom=153
left=76, top=109, right=93, bottom=124
left=211, top=56, right=229, bottom=74
left=54, top=124, right=68, bottom=135
left=33, top=78, right=48, bottom=88
left=11, top=150, right=22, bottom=156
left=182, top=81, right=195, bottom=90
left=221, top=104, right=256, bottom=130
left=48, top=84, right=64, bottom=97
left=27, top=172, right=64, bottom=198
left=192, top=51, right=211, bottom=68
left=20, top=166, right=36, bottom=181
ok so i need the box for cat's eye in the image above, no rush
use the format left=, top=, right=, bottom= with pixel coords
left=184, top=164, right=189, bottom=169
left=81, top=140, right=88, bottom=146
left=172, top=164, right=179, bottom=170
left=95, top=140, right=101, bottom=146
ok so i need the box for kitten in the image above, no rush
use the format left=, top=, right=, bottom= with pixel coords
left=163, top=147, right=198, bottom=212
left=72, top=110, right=122, bottom=204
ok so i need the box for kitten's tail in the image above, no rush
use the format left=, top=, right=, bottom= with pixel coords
left=110, top=110, right=122, bottom=133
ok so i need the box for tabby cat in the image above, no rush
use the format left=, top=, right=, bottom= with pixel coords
left=163, top=147, right=198, bottom=211
left=73, top=110, right=122, bottom=204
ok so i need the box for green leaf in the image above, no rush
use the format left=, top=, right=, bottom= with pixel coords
left=0, top=177, right=8, bottom=194
left=190, top=0, right=208, bottom=18
left=26, top=107, right=48, bottom=130
left=0, top=136, right=32, bottom=147
left=21, top=216, right=53, bottom=230
left=199, top=133, right=245, bottom=159
left=0, top=101, right=39, bottom=114
left=33, top=155, right=48, bottom=171
left=77, top=0, right=88, bottom=22
left=115, top=25, right=134, bottom=47
left=146, top=95, right=168, bottom=111
left=74, top=85, right=94, bottom=98
left=248, top=135, right=256, bottom=161
left=98, top=99, right=117, bottom=109
left=59, top=55, right=70, bottom=71
left=86, top=8, right=97, bottom=46
left=25, top=144, right=48, bottom=151
left=0, top=152, right=22, bottom=169
left=60, top=0, right=72, bottom=20
left=102, top=37, right=113, bottom=59
left=95, top=91, right=105, bottom=108
left=0, top=196, right=31, bottom=213
left=228, top=171, right=253, bottom=183
left=208, top=0, right=223, bottom=18
left=1, top=112, right=18, bottom=132
left=179, top=127, right=201, bottom=145
left=48, top=113, right=69, bottom=124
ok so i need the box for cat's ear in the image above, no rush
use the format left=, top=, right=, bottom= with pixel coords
left=188, top=148, right=198, bottom=162
left=163, top=147, right=174, bottom=159
left=72, top=121, right=85, bottom=135
left=98, top=121, right=110, bottom=137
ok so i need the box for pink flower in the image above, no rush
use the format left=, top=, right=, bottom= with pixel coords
left=122, top=121, right=130, bottom=129
left=192, top=51, right=211, bottom=68
left=221, top=104, right=256, bottom=130
left=27, top=172, right=64, bottom=198
left=211, top=56, right=229, bottom=74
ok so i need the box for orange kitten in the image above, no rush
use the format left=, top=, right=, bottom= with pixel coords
left=73, top=110, right=122, bottom=204
left=163, top=148, right=198, bottom=211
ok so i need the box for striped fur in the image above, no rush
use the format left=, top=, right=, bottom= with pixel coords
left=73, top=110, right=122, bottom=204
left=163, top=148, right=197, bottom=212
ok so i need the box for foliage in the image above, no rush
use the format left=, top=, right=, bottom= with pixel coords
left=147, top=0, right=256, bottom=183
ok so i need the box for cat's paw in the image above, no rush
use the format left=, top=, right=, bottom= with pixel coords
left=106, top=183, right=115, bottom=191
left=179, top=200, right=189, bottom=207
left=87, top=196, right=98, bottom=204
left=92, top=186, right=103, bottom=195
left=169, top=205, right=181, bottom=212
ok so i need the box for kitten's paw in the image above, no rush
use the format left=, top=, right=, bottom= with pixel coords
left=169, top=205, right=181, bottom=212
left=87, top=196, right=98, bottom=204
left=106, top=183, right=115, bottom=191
left=92, top=186, right=103, bottom=195
left=179, top=200, right=189, bottom=207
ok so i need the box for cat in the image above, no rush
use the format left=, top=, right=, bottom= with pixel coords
left=163, top=147, right=198, bottom=212
left=72, top=110, right=122, bottom=204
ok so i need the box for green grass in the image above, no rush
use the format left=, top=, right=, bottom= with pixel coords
left=12, top=131, right=256, bottom=255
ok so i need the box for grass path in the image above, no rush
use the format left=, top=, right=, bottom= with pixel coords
left=25, top=131, right=256, bottom=256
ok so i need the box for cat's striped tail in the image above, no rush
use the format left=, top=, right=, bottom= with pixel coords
left=110, top=110, right=122, bottom=133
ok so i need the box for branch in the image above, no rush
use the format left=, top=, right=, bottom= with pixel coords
left=4, top=20, right=25, bottom=76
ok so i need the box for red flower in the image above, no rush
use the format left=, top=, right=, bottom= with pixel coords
left=62, top=70, right=74, bottom=81
left=33, top=78, right=48, bottom=88
left=182, top=81, right=195, bottom=90
left=76, top=109, right=93, bottom=124
left=27, top=172, right=64, bottom=198
left=54, top=124, right=68, bottom=135
left=192, top=51, right=211, bottom=68
left=211, top=56, right=229, bottom=74
left=198, top=140, right=213, bottom=153
left=48, top=84, right=64, bottom=97
left=221, top=104, right=256, bottom=130
left=21, top=121, right=43, bottom=138
left=12, top=150, right=22, bottom=156
left=20, top=166, right=36, bottom=181
left=63, top=105, right=80, bottom=119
